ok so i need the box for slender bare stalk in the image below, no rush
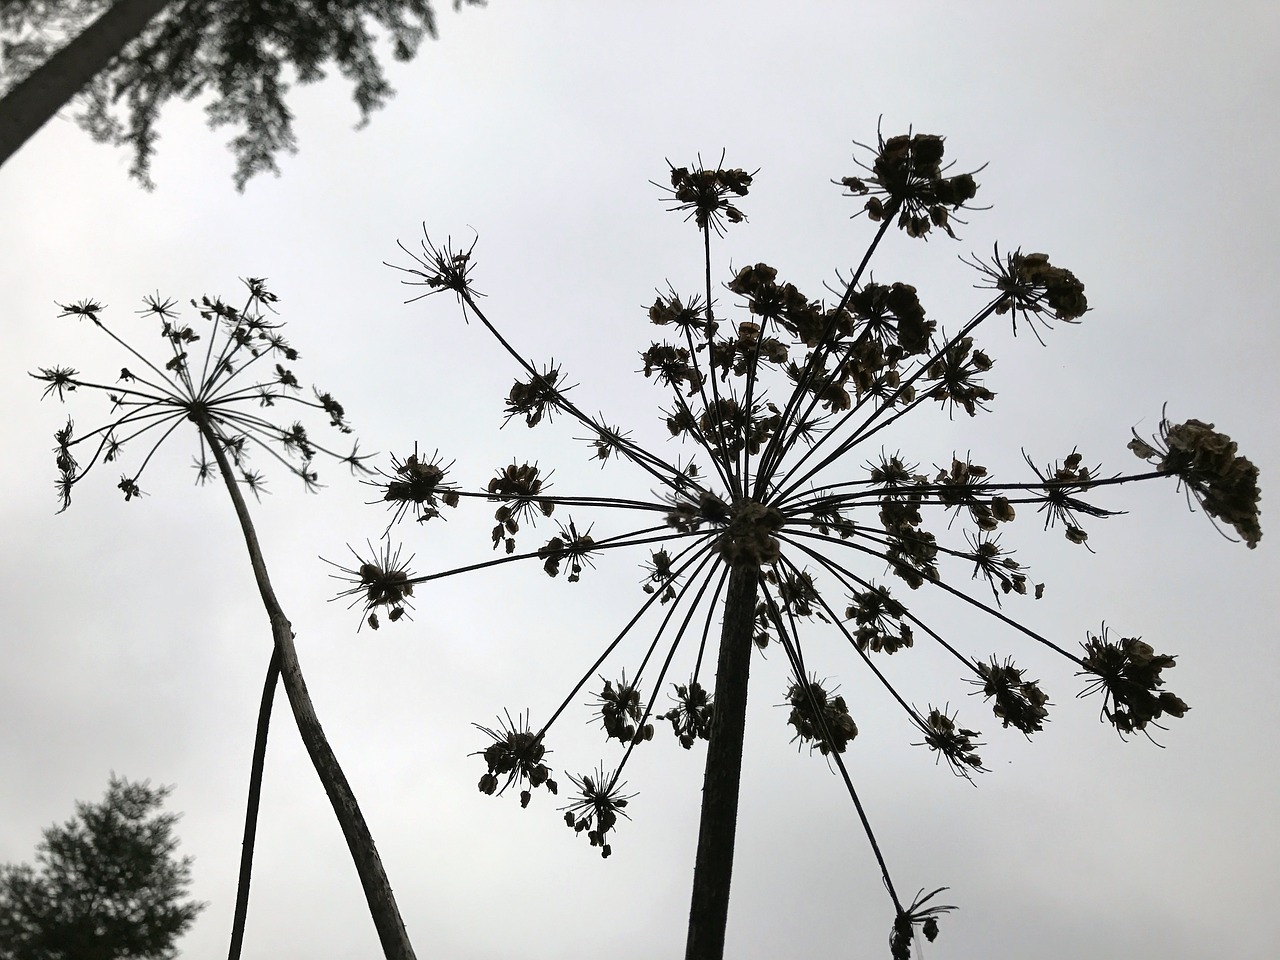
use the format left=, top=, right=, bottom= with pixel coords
left=685, top=564, right=760, bottom=960
left=227, top=647, right=280, bottom=960
left=199, top=417, right=417, bottom=960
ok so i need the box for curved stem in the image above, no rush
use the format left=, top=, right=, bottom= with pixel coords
left=685, top=563, right=759, bottom=960
left=199, top=418, right=417, bottom=960
left=227, top=647, right=280, bottom=960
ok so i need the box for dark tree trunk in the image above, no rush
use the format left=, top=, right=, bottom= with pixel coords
left=0, top=0, right=171, bottom=169
left=685, top=564, right=760, bottom=960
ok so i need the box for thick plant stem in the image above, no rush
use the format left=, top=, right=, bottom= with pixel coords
left=200, top=422, right=417, bottom=960
left=685, top=564, right=760, bottom=960
left=227, top=647, right=280, bottom=960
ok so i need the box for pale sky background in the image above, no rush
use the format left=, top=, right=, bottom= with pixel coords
left=1, top=3, right=1278, bottom=959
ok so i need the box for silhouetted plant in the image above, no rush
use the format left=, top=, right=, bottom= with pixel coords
left=346, top=129, right=1261, bottom=959
left=32, top=280, right=418, bottom=960
left=0, top=776, right=203, bottom=960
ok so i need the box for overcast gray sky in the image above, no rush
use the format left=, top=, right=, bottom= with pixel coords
left=2, top=2, right=1278, bottom=958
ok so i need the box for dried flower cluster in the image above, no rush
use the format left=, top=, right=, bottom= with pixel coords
left=331, top=129, right=1260, bottom=958
left=970, top=657, right=1050, bottom=735
left=839, top=131, right=980, bottom=238
left=912, top=707, right=987, bottom=778
left=1130, top=415, right=1262, bottom=548
left=474, top=711, right=557, bottom=809
left=656, top=680, right=713, bottom=749
left=593, top=674, right=654, bottom=745
left=330, top=541, right=417, bottom=630
left=34, top=279, right=368, bottom=511
left=785, top=678, right=858, bottom=755
left=663, top=157, right=754, bottom=234
left=561, top=766, right=635, bottom=859
left=374, top=445, right=459, bottom=531
left=1078, top=628, right=1187, bottom=737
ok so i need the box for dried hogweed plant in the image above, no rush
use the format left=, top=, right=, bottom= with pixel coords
left=32, top=280, right=420, bottom=960
left=348, top=130, right=1261, bottom=960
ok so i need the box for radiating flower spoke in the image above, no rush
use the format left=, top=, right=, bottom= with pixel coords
left=356, top=130, right=1261, bottom=960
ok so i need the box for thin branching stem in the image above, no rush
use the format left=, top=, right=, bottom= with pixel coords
left=227, top=647, right=279, bottom=960
left=771, top=621, right=904, bottom=915
left=398, top=526, right=697, bottom=590
left=599, top=551, right=728, bottom=784
left=789, top=469, right=1167, bottom=506
left=759, top=582, right=905, bottom=911
left=444, top=488, right=672, bottom=512
left=753, top=212, right=897, bottom=493
left=459, top=288, right=702, bottom=496
left=772, top=298, right=1005, bottom=504
left=538, top=539, right=719, bottom=736
left=79, top=315, right=189, bottom=403
left=199, top=417, right=418, bottom=960
left=690, top=563, right=732, bottom=685
left=784, top=528, right=1082, bottom=663
left=770, top=552, right=919, bottom=722
left=700, top=222, right=743, bottom=500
